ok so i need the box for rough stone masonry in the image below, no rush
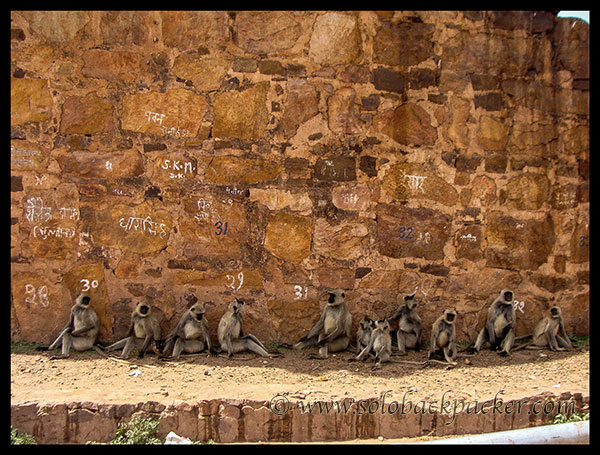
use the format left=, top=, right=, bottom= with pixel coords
left=10, top=11, right=589, bottom=346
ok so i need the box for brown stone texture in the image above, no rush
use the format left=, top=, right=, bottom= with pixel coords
left=10, top=11, right=588, bottom=346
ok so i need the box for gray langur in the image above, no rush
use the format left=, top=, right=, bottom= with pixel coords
left=387, top=292, right=422, bottom=355
left=217, top=298, right=274, bottom=358
left=37, top=293, right=99, bottom=359
left=428, top=309, right=457, bottom=363
left=514, top=306, right=573, bottom=352
left=294, top=289, right=352, bottom=359
left=355, top=316, right=374, bottom=354
left=355, top=319, right=393, bottom=369
left=161, top=300, right=213, bottom=359
left=467, top=289, right=516, bottom=357
left=103, top=301, right=161, bottom=359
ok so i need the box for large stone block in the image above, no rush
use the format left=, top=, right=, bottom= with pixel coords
left=212, top=82, right=269, bottom=140
left=11, top=78, right=53, bottom=126
left=382, top=163, right=458, bottom=207
left=121, top=89, right=208, bottom=139
left=377, top=103, right=437, bottom=147
left=233, top=11, right=301, bottom=55
left=264, top=212, right=312, bottom=264
left=161, top=11, right=230, bottom=49
left=327, top=88, right=364, bottom=135
left=313, top=218, right=369, bottom=261
left=309, top=12, right=362, bottom=65
left=486, top=212, right=555, bottom=270
left=171, top=53, right=230, bottom=92
left=60, top=93, right=114, bottom=135
left=88, top=200, right=172, bottom=254
left=204, top=155, right=281, bottom=185
left=373, top=21, right=435, bottom=67
left=506, top=173, right=550, bottom=210
left=282, top=80, right=319, bottom=138
left=23, top=11, right=89, bottom=42
left=377, top=204, right=452, bottom=260
left=11, top=271, right=72, bottom=343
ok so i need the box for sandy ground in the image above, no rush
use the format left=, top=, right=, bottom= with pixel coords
left=11, top=341, right=589, bottom=406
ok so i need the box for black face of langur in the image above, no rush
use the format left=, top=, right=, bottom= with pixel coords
left=404, top=293, right=417, bottom=310
left=328, top=290, right=345, bottom=305
left=444, top=310, right=456, bottom=323
left=502, top=290, right=513, bottom=303
left=550, top=306, right=560, bottom=318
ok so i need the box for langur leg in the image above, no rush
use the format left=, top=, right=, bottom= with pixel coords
left=396, top=331, right=407, bottom=355
left=469, top=328, right=487, bottom=353
left=48, top=328, right=70, bottom=351
left=240, top=334, right=268, bottom=352
left=120, top=337, right=138, bottom=359
left=326, top=336, right=350, bottom=353
left=499, top=329, right=515, bottom=356
left=71, top=335, right=94, bottom=352
left=556, top=335, right=572, bottom=350
left=104, top=338, right=128, bottom=352
left=50, top=333, right=73, bottom=359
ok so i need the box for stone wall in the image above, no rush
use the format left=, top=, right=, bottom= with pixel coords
left=9, top=393, right=590, bottom=443
left=11, top=11, right=589, bottom=345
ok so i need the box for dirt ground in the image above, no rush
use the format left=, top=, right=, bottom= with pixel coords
left=11, top=342, right=589, bottom=443
left=11, top=342, right=590, bottom=407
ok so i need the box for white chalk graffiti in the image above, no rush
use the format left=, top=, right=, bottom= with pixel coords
left=119, top=215, right=168, bottom=238
left=342, top=193, right=359, bottom=205
left=32, top=225, right=76, bottom=240
left=161, top=126, right=191, bottom=138
left=24, top=284, right=49, bottom=308
left=105, top=161, right=113, bottom=172
left=34, top=175, right=47, bottom=186
left=294, top=285, right=308, bottom=300
left=225, top=186, right=246, bottom=197
left=460, top=233, right=477, bottom=242
left=226, top=272, right=244, bottom=291
left=513, top=300, right=525, bottom=314
left=405, top=175, right=427, bottom=193
left=194, top=197, right=222, bottom=223
left=59, top=207, right=80, bottom=221
left=160, top=159, right=196, bottom=179
left=145, top=111, right=166, bottom=125
left=80, top=279, right=99, bottom=292
left=24, top=197, right=52, bottom=223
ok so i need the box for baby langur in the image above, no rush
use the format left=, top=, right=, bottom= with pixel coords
left=355, top=316, right=374, bottom=354
left=294, top=289, right=352, bottom=359
left=356, top=319, right=393, bottom=370
left=103, top=302, right=161, bottom=359
left=514, top=306, right=573, bottom=352
left=467, top=289, right=516, bottom=357
left=217, top=298, right=274, bottom=358
left=37, top=293, right=99, bottom=359
left=429, top=309, right=457, bottom=363
left=387, top=292, right=422, bottom=355
left=161, top=301, right=213, bottom=359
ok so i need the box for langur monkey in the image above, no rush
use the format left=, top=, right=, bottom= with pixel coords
left=387, top=292, right=422, bottom=355
left=38, top=293, right=99, bottom=359
left=467, top=289, right=516, bottom=357
left=103, top=302, right=161, bottom=359
left=514, top=306, right=573, bottom=352
left=217, top=298, right=274, bottom=358
left=355, top=316, right=373, bottom=354
left=429, top=309, right=457, bottom=363
left=294, top=289, right=352, bottom=359
left=356, top=319, right=393, bottom=369
left=162, top=300, right=213, bottom=359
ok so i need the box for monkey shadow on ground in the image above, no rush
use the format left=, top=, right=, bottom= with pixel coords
left=11, top=338, right=589, bottom=381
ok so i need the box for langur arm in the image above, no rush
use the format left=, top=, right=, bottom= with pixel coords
left=138, top=334, right=154, bottom=359
left=301, top=313, right=325, bottom=342
left=559, top=321, right=573, bottom=349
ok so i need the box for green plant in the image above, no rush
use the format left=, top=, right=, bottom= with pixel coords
left=110, top=417, right=162, bottom=445
left=552, top=412, right=589, bottom=424
left=11, top=427, right=37, bottom=445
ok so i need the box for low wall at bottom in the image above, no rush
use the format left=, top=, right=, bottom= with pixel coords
left=11, top=392, right=589, bottom=444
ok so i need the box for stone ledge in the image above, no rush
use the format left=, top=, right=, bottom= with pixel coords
left=10, top=392, right=589, bottom=444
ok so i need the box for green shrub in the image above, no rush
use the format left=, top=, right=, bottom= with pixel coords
left=11, top=427, right=37, bottom=445
left=552, top=412, right=590, bottom=424
left=110, top=417, right=162, bottom=445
